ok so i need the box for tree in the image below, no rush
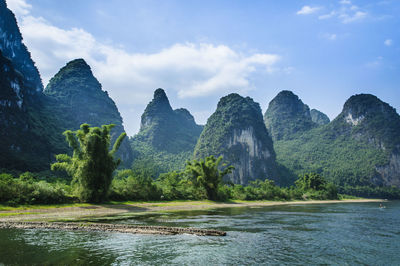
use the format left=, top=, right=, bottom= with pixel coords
left=295, top=173, right=327, bottom=191
left=51, top=124, right=126, bottom=202
left=185, top=155, right=234, bottom=200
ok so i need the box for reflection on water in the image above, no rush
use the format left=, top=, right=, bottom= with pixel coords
left=0, top=201, right=399, bottom=265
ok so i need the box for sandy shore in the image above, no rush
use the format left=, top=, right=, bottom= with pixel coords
left=0, top=199, right=385, bottom=223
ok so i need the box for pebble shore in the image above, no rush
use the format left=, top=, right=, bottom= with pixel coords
left=0, top=221, right=227, bottom=236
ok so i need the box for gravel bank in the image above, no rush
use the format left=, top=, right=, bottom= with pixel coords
left=0, top=221, right=226, bottom=236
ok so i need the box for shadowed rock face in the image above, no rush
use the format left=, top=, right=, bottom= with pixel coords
left=135, top=88, right=203, bottom=154
left=44, top=59, right=133, bottom=166
left=194, top=93, right=278, bottom=185
left=0, top=0, right=43, bottom=92
left=0, top=2, right=64, bottom=171
left=311, top=109, right=330, bottom=125
left=264, top=90, right=316, bottom=141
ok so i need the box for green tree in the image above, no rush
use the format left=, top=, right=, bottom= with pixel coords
left=51, top=123, right=126, bottom=202
left=185, top=155, right=234, bottom=200
left=295, top=173, right=327, bottom=191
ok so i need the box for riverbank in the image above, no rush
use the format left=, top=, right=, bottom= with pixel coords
left=0, top=199, right=385, bottom=223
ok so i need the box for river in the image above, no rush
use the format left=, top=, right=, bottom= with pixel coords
left=0, top=201, right=399, bottom=265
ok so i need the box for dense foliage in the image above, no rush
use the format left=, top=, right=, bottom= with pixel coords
left=51, top=124, right=126, bottom=203
left=185, top=156, right=234, bottom=200
left=194, top=93, right=278, bottom=184
left=275, top=126, right=389, bottom=187
left=264, top=90, right=317, bottom=141
left=130, top=89, right=203, bottom=175
left=0, top=173, right=70, bottom=205
left=44, top=59, right=133, bottom=167
left=109, top=169, right=160, bottom=201
left=274, top=94, right=400, bottom=191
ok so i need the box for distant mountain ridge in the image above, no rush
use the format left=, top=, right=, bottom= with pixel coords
left=264, top=90, right=317, bottom=141
left=44, top=59, right=133, bottom=166
left=272, top=92, right=400, bottom=189
left=130, top=88, right=203, bottom=175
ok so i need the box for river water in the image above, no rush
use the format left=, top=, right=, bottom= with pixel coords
left=0, top=201, right=399, bottom=265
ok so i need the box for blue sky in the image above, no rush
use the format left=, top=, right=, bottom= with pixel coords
left=7, top=0, right=400, bottom=135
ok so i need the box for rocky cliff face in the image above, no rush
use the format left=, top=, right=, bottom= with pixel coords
left=131, top=89, right=203, bottom=175
left=335, top=94, right=400, bottom=150
left=134, top=88, right=203, bottom=154
left=264, top=90, right=316, bottom=141
left=0, top=51, right=63, bottom=171
left=0, top=2, right=63, bottom=171
left=310, top=109, right=330, bottom=125
left=0, top=0, right=42, bottom=92
left=44, top=59, right=133, bottom=166
left=194, top=93, right=278, bottom=185
left=336, top=94, right=400, bottom=187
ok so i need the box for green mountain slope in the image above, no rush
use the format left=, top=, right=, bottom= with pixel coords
left=194, top=93, right=278, bottom=185
left=274, top=93, right=400, bottom=190
left=130, top=89, right=203, bottom=175
left=264, top=90, right=317, bottom=141
left=310, top=109, right=330, bottom=125
left=44, top=59, right=133, bottom=166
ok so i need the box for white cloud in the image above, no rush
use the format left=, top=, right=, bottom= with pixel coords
left=318, top=11, right=336, bottom=20
left=296, top=6, right=321, bottom=15
left=339, top=11, right=367, bottom=23
left=323, top=33, right=337, bottom=40
left=339, top=0, right=352, bottom=5
left=317, top=2, right=367, bottom=23
left=6, top=0, right=31, bottom=16
left=7, top=0, right=282, bottom=135
left=384, top=39, right=393, bottom=46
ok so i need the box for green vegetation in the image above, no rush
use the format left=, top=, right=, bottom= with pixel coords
left=109, top=169, right=160, bottom=201
left=194, top=93, right=278, bottom=185
left=310, top=109, right=330, bottom=125
left=264, top=90, right=316, bottom=141
left=0, top=151, right=341, bottom=206
left=0, top=173, right=70, bottom=205
left=0, top=50, right=66, bottom=172
left=275, top=127, right=389, bottom=187
left=44, top=59, right=133, bottom=167
left=269, top=93, right=400, bottom=198
left=185, top=156, right=234, bottom=200
left=130, top=89, right=203, bottom=176
left=274, top=94, right=400, bottom=194
left=51, top=124, right=126, bottom=203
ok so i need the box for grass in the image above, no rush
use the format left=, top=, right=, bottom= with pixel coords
left=0, top=203, right=91, bottom=212
left=0, top=212, right=39, bottom=217
left=338, top=194, right=363, bottom=200
left=0, top=197, right=371, bottom=212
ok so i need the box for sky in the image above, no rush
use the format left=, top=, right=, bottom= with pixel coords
left=6, top=0, right=400, bottom=136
